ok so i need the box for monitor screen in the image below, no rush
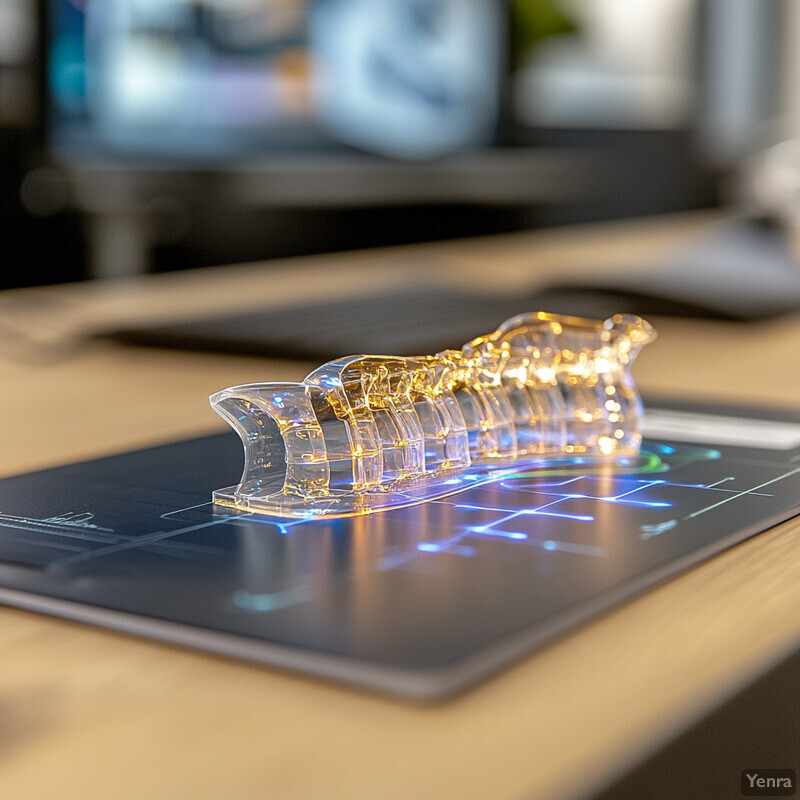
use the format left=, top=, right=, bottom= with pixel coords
left=46, top=0, right=503, bottom=163
left=48, top=0, right=324, bottom=161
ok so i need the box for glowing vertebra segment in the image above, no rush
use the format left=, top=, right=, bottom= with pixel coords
left=210, top=312, right=656, bottom=518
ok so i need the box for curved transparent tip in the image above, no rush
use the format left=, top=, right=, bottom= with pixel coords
left=211, top=312, right=656, bottom=518
left=605, top=313, right=658, bottom=364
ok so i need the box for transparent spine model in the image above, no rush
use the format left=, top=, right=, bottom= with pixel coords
left=210, top=312, right=656, bottom=518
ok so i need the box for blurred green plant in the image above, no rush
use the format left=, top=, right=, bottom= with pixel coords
left=511, top=0, right=578, bottom=67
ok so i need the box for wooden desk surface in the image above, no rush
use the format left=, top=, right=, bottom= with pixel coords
left=1, top=212, right=800, bottom=799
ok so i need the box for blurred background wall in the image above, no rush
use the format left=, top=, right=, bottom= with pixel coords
left=0, top=0, right=793, bottom=287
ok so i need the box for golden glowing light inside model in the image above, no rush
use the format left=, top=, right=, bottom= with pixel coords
left=210, top=311, right=656, bottom=518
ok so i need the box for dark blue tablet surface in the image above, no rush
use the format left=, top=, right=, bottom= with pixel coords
left=1, top=400, right=798, bottom=700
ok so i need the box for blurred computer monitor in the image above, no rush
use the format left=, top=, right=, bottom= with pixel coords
left=46, top=0, right=504, bottom=164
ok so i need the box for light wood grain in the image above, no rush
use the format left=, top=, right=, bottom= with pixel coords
left=0, top=211, right=799, bottom=800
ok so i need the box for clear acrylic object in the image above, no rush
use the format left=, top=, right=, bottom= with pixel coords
left=210, top=312, right=656, bottom=518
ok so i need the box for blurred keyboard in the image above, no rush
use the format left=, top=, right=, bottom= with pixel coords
left=99, top=287, right=543, bottom=361
left=100, top=220, right=800, bottom=362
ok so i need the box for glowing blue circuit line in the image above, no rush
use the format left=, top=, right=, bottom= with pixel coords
left=502, top=481, right=672, bottom=509
left=417, top=526, right=606, bottom=556
left=53, top=517, right=233, bottom=568
left=464, top=527, right=529, bottom=540
left=529, top=491, right=670, bottom=509
left=613, top=480, right=666, bottom=497
left=454, top=503, right=523, bottom=513
left=507, top=476, right=585, bottom=488
left=542, top=540, right=605, bottom=556
left=417, top=542, right=448, bottom=552
left=528, top=509, right=596, bottom=521
left=224, top=515, right=310, bottom=535
left=416, top=473, right=707, bottom=557
left=705, top=477, right=734, bottom=488
left=502, top=476, right=661, bottom=490
left=225, top=459, right=778, bottom=565
left=653, top=478, right=772, bottom=496
left=686, top=466, right=800, bottom=519
left=160, top=501, right=215, bottom=520
left=455, top=500, right=594, bottom=522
